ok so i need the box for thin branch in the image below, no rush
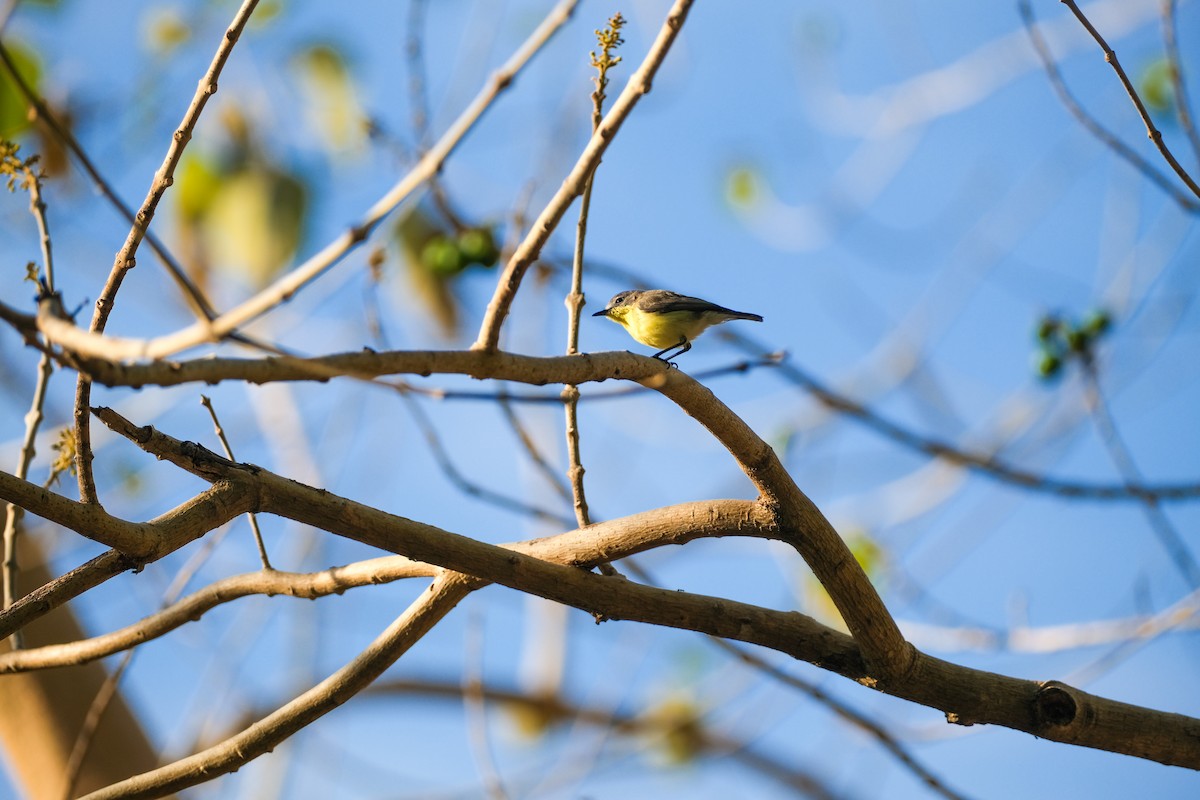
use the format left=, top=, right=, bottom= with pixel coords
left=399, top=390, right=576, bottom=527
left=1058, top=0, right=1200, bottom=201
left=1161, top=0, right=1200, bottom=165
left=621, top=558, right=968, bottom=800
left=1019, top=0, right=1200, bottom=212
left=713, top=641, right=971, bottom=800
left=900, top=586, right=1200, bottom=654
left=463, top=614, right=510, bottom=800
left=1081, top=356, right=1200, bottom=587
left=373, top=677, right=841, bottom=800
left=725, top=329, right=1200, bottom=503
left=79, top=571, right=478, bottom=800
left=561, top=13, right=626, bottom=533
left=474, top=0, right=696, bottom=351
left=496, top=392, right=573, bottom=502
left=0, top=557, right=433, bottom=672
left=200, top=395, right=273, bottom=570
left=3, top=159, right=56, bottom=649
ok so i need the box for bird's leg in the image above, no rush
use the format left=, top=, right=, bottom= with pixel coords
left=653, top=337, right=691, bottom=365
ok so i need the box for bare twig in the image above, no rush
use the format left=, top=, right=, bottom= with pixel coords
left=463, top=614, right=510, bottom=800
left=725, top=329, right=1200, bottom=504
left=496, top=393, right=572, bottom=501
left=713, top=640, right=971, bottom=800
left=562, top=13, right=627, bottom=533
left=373, top=677, right=840, bottom=799
left=200, top=395, right=273, bottom=570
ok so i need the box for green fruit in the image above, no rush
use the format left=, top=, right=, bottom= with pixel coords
left=1082, top=309, right=1112, bottom=337
left=1035, top=350, right=1063, bottom=380
left=1035, top=316, right=1059, bottom=343
left=456, top=227, right=499, bottom=267
left=1066, top=327, right=1087, bottom=353
left=420, top=235, right=464, bottom=276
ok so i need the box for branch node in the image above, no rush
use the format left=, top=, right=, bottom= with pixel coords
left=1035, top=682, right=1079, bottom=728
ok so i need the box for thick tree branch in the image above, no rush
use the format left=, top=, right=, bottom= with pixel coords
left=5, top=412, right=1197, bottom=773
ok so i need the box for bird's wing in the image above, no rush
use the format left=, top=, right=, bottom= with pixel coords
left=639, top=291, right=724, bottom=315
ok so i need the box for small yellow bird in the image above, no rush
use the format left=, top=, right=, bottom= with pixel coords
left=592, top=289, right=764, bottom=361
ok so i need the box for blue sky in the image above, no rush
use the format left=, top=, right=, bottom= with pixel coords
left=2, top=1, right=1199, bottom=798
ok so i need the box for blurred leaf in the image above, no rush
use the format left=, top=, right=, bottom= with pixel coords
left=291, top=42, right=366, bottom=153
left=176, top=151, right=222, bottom=221
left=394, top=206, right=459, bottom=337
left=142, top=6, right=191, bottom=55
left=205, top=165, right=307, bottom=288
left=249, top=0, right=285, bottom=29
left=646, top=696, right=704, bottom=765
left=725, top=165, right=761, bottom=210
left=1139, top=58, right=1175, bottom=115
left=504, top=694, right=566, bottom=740
left=804, top=529, right=886, bottom=630
left=847, top=531, right=883, bottom=580
left=0, top=40, right=41, bottom=137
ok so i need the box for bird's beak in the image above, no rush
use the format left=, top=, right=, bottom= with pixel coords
left=591, top=308, right=610, bottom=317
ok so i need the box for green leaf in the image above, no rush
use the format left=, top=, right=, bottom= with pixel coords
left=1140, top=58, right=1175, bottom=114
left=0, top=41, right=42, bottom=137
left=291, top=42, right=365, bottom=153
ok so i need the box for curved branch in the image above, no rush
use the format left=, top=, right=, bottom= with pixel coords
left=0, top=331, right=1187, bottom=503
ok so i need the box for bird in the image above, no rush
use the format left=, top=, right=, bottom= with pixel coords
left=591, top=289, right=763, bottom=362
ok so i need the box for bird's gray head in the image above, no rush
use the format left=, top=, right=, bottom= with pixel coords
left=592, top=290, right=640, bottom=317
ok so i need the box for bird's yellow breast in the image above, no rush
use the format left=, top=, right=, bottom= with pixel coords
left=607, top=307, right=710, bottom=349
